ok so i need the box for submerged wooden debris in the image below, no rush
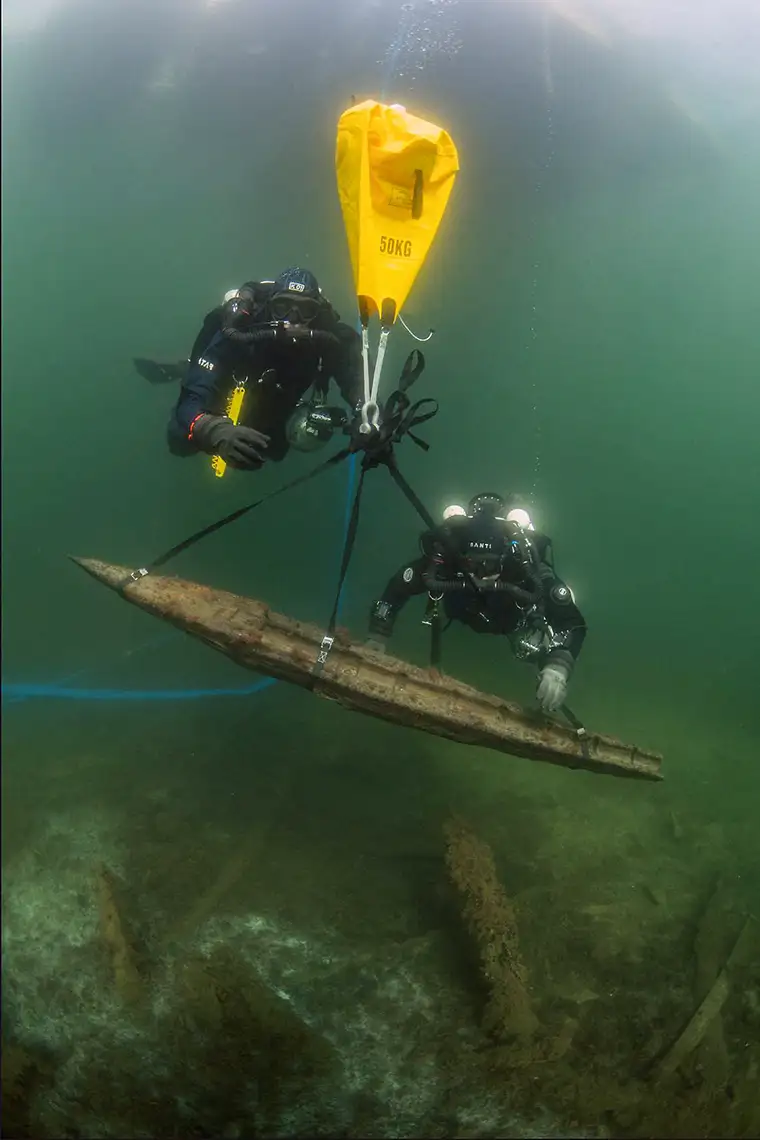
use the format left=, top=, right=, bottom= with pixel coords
left=653, top=908, right=757, bottom=1082
left=96, top=864, right=142, bottom=1004
left=70, top=557, right=663, bottom=782
left=443, top=817, right=579, bottom=1070
left=444, top=817, right=538, bottom=1039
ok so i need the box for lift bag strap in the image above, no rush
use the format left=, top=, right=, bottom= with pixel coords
left=119, top=448, right=351, bottom=592
left=311, top=440, right=439, bottom=677
left=561, top=702, right=591, bottom=760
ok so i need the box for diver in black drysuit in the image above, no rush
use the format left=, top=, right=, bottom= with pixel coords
left=134, top=267, right=363, bottom=469
left=366, top=492, right=588, bottom=714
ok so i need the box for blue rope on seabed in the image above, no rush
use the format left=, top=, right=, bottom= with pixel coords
left=1, top=678, right=278, bottom=703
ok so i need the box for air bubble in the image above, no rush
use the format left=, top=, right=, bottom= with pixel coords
left=380, top=0, right=461, bottom=80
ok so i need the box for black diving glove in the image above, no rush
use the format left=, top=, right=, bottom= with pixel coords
left=191, top=414, right=269, bottom=469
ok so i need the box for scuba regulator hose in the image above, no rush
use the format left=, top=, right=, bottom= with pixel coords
left=422, top=574, right=542, bottom=607
left=222, top=318, right=340, bottom=349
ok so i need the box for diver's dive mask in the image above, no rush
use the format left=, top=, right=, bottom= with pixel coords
left=269, top=294, right=322, bottom=326
left=285, top=400, right=348, bottom=452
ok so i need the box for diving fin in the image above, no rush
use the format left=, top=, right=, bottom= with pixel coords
left=134, top=358, right=188, bottom=385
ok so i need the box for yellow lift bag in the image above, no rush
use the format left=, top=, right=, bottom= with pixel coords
left=336, top=99, right=459, bottom=434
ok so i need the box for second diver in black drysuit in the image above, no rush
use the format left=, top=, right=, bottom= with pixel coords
left=366, top=491, right=588, bottom=714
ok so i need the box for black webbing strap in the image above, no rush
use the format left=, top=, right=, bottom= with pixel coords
left=561, top=702, right=591, bottom=760
left=119, top=447, right=351, bottom=592
left=430, top=611, right=443, bottom=668
left=312, top=463, right=369, bottom=673
left=311, top=446, right=439, bottom=679
left=398, top=348, right=426, bottom=390
left=385, top=457, right=438, bottom=530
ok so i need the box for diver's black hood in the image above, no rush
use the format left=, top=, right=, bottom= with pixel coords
left=271, top=266, right=321, bottom=301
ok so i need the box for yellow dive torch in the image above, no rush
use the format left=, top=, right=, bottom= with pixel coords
left=212, top=379, right=247, bottom=478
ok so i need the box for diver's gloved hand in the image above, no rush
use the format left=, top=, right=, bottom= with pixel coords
left=191, top=414, right=269, bottom=469
left=536, top=660, right=570, bottom=714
